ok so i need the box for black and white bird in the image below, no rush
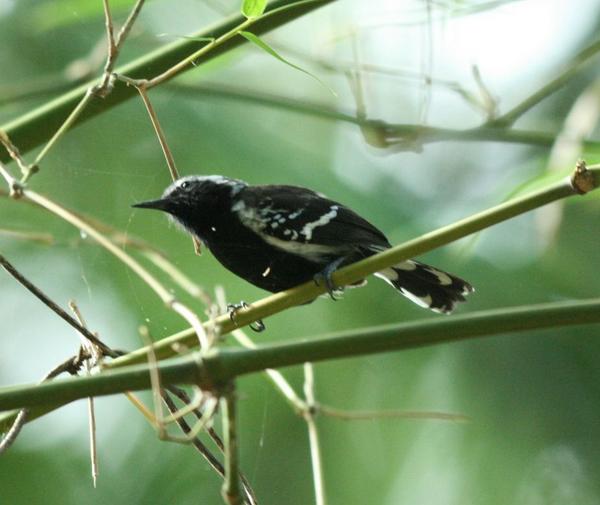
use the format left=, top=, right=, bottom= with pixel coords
left=133, top=175, right=473, bottom=313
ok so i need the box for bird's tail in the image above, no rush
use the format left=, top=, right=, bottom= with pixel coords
left=375, top=260, right=473, bottom=314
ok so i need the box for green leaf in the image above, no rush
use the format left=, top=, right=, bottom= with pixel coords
left=239, top=31, right=336, bottom=96
left=241, top=0, right=268, bottom=18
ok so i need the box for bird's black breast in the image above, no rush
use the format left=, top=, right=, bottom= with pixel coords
left=187, top=183, right=392, bottom=293
left=201, top=215, right=332, bottom=292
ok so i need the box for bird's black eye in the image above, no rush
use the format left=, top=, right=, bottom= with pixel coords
left=180, top=181, right=189, bottom=190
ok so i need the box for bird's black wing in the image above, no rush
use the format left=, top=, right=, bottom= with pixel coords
left=234, top=185, right=390, bottom=254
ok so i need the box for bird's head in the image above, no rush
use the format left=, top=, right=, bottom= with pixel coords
left=132, top=175, right=246, bottom=234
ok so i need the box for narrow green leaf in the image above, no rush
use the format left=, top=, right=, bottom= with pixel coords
left=239, top=31, right=336, bottom=96
left=242, top=0, right=268, bottom=18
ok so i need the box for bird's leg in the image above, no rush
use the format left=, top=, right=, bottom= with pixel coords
left=314, top=256, right=346, bottom=301
left=226, top=301, right=266, bottom=332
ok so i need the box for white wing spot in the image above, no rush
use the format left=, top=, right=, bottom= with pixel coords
left=261, top=234, right=341, bottom=261
left=231, top=199, right=246, bottom=213
left=399, top=288, right=432, bottom=309
left=394, top=261, right=417, bottom=271
left=375, top=269, right=399, bottom=282
left=423, top=266, right=453, bottom=286
left=301, top=205, right=339, bottom=241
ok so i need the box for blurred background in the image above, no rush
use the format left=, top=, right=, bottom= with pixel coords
left=1, top=0, right=600, bottom=503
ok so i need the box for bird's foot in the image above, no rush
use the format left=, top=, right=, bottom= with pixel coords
left=314, top=257, right=346, bottom=301
left=227, top=301, right=266, bottom=332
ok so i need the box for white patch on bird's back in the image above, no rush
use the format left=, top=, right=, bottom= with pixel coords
left=233, top=199, right=340, bottom=260
left=288, top=209, right=304, bottom=219
left=260, top=234, right=341, bottom=262
left=231, top=199, right=246, bottom=213
left=283, top=229, right=299, bottom=240
left=233, top=200, right=270, bottom=233
left=301, top=205, right=339, bottom=241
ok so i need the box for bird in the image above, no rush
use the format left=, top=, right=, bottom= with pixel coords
left=133, top=175, right=473, bottom=313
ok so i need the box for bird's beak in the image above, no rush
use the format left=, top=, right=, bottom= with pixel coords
left=132, top=198, right=170, bottom=211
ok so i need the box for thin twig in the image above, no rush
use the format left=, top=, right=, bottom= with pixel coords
left=133, top=83, right=179, bottom=181
left=28, top=88, right=96, bottom=177
left=215, top=286, right=307, bottom=413
left=303, top=363, right=326, bottom=505
left=101, top=0, right=117, bottom=65
left=167, top=82, right=600, bottom=152
left=161, top=391, right=226, bottom=473
left=144, top=18, right=251, bottom=89
left=318, top=405, right=469, bottom=422
left=126, top=80, right=205, bottom=255
left=137, top=325, right=216, bottom=446
left=0, top=160, right=22, bottom=196
left=221, top=386, right=242, bottom=505
left=489, top=37, right=600, bottom=127
left=0, top=228, right=54, bottom=245
left=0, top=253, right=117, bottom=357
left=0, top=130, right=29, bottom=175
left=161, top=389, right=257, bottom=504
left=69, top=302, right=100, bottom=487
left=233, top=328, right=307, bottom=412
left=22, top=189, right=209, bottom=350
left=0, top=409, right=28, bottom=455
left=115, top=0, right=146, bottom=47
left=23, top=0, right=146, bottom=177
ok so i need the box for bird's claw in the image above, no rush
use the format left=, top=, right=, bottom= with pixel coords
left=314, top=257, right=346, bottom=301
left=227, top=301, right=266, bottom=333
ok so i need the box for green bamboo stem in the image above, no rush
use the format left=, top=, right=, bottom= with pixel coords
left=107, top=163, right=599, bottom=367
left=0, top=355, right=205, bottom=414
left=2, top=296, right=600, bottom=425
left=2, top=163, right=596, bottom=432
left=0, top=0, right=336, bottom=163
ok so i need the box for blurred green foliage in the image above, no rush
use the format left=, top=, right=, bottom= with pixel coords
left=1, top=1, right=600, bottom=504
